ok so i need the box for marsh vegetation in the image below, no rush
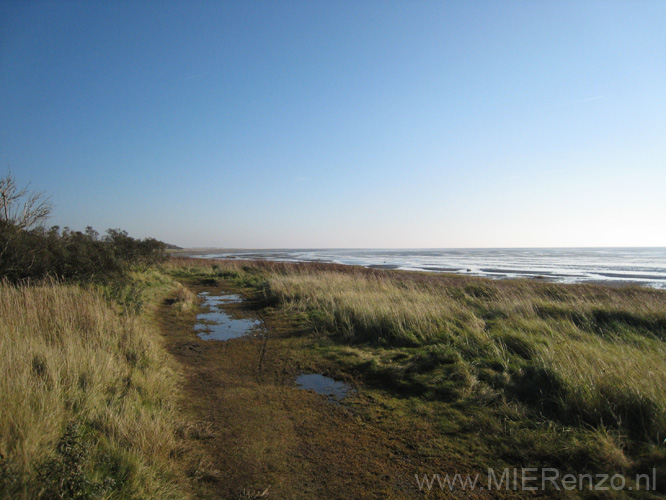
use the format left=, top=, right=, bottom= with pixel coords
left=3, top=248, right=665, bottom=498
left=168, top=257, right=666, bottom=494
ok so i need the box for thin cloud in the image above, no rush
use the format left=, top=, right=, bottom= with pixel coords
left=184, top=73, right=205, bottom=81
left=538, top=95, right=605, bottom=112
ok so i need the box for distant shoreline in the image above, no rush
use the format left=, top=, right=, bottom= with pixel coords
left=170, top=247, right=666, bottom=290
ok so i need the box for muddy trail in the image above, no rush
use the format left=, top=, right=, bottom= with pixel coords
left=157, top=280, right=493, bottom=500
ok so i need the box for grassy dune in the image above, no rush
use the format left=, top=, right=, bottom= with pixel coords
left=0, top=279, right=189, bottom=499
left=168, top=257, right=666, bottom=486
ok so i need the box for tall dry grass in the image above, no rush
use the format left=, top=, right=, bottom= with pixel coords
left=0, top=280, right=187, bottom=499
left=280, top=272, right=666, bottom=443
left=270, top=271, right=487, bottom=346
left=174, top=257, right=666, bottom=444
left=277, top=270, right=666, bottom=439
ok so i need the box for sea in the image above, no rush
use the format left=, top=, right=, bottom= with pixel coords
left=194, top=248, right=666, bottom=290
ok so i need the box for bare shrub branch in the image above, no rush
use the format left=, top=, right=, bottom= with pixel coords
left=0, top=171, right=52, bottom=229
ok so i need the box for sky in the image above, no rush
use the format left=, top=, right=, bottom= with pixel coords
left=1, top=0, right=665, bottom=248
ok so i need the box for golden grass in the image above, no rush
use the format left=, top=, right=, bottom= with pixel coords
left=269, top=271, right=488, bottom=347
left=168, top=257, right=666, bottom=444
left=171, top=282, right=198, bottom=311
left=272, top=270, right=666, bottom=434
left=0, top=280, right=188, bottom=499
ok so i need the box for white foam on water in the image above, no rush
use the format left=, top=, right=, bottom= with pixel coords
left=196, top=248, right=666, bottom=289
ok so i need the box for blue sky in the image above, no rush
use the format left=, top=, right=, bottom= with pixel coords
left=1, top=1, right=664, bottom=248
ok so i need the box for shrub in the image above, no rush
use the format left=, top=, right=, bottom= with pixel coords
left=0, top=222, right=166, bottom=284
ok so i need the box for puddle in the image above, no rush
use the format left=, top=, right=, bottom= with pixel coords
left=296, top=374, right=351, bottom=401
left=195, top=292, right=262, bottom=341
left=199, top=291, right=243, bottom=304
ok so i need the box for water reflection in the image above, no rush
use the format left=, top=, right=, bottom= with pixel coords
left=296, top=373, right=351, bottom=401
left=195, top=292, right=262, bottom=341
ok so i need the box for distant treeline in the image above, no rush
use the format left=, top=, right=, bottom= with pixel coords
left=0, top=222, right=166, bottom=283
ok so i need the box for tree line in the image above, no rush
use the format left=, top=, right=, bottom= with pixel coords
left=0, top=172, right=167, bottom=283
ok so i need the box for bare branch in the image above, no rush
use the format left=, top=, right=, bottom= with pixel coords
left=0, top=171, right=52, bottom=229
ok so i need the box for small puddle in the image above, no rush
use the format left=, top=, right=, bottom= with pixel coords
left=195, top=292, right=262, bottom=341
left=296, top=374, right=351, bottom=401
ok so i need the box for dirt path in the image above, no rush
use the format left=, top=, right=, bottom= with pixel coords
left=156, top=281, right=491, bottom=500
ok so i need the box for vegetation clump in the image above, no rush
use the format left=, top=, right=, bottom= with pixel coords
left=0, top=174, right=187, bottom=498
left=0, top=222, right=166, bottom=284
left=0, top=280, right=188, bottom=499
left=167, top=257, right=666, bottom=489
left=0, top=172, right=166, bottom=284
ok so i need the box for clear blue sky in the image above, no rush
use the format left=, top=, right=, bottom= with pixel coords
left=1, top=1, right=664, bottom=248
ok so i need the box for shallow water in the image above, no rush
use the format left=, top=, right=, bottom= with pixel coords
left=195, top=292, right=262, bottom=341
left=196, top=248, right=666, bottom=289
left=296, top=373, right=350, bottom=400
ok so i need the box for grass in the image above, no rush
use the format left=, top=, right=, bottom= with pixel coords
left=274, top=270, right=666, bottom=439
left=164, top=257, right=666, bottom=493
left=6, top=255, right=663, bottom=497
left=0, top=276, right=191, bottom=499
